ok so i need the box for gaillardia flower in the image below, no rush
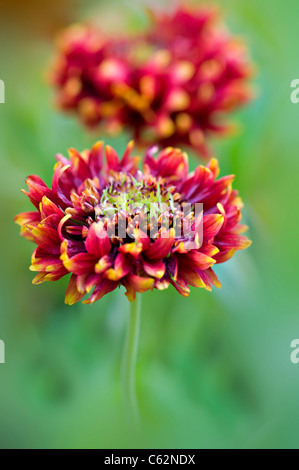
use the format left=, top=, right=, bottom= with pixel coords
left=49, top=6, right=253, bottom=157
left=135, top=5, right=253, bottom=156
left=15, top=141, right=251, bottom=304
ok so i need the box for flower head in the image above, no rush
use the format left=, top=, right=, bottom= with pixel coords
left=49, top=6, right=253, bottom=157
left=137, top=6, right=253, bottom=156
left=15, top=141, right=251, bottom=304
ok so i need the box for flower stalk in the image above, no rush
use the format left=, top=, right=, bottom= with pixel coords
left=122, top=294, right=141, bottom=428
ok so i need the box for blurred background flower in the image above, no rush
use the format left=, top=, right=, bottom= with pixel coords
left=1, top=0, right=299, bottom=449
left=49, top=5, right=253, bottom=157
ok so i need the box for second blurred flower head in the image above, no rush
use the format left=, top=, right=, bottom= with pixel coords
left=49, top=5, right=253, bottom=157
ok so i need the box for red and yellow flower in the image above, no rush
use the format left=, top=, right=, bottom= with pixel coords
left=15, top=141, right=251, bottom=304
left=49, top=5, right=253, bottom=157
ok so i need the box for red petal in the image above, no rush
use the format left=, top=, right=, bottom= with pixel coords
left=167, top=256, right=178, bottom=280
left=144, top=228, right=175, bottom=259
left=146, top=147, right=188, bottom=181
left=24, top=175, right=51, bottom=208
left=30, top=251, right=66, bottom=274
left=32, top=271, right=65, bottom=284
left=179, top=266, right=207, bottom=288
left=134, top=229, right=151, bottom=250
left=85, top=222, right=111, bottom=257
left=89, top=141, right=103, bottom=178
left=95, top=255, right=112, bottom=274
left=84, top=279, right=118, bottom=303
left=85, top=273, right=102, bottom=293
left=215, top=234, right=252, bottom=251
left=204, top=268, right=221, bottom=288
left=182, top=251, right=216, bottom=270
left=63, top=252, right=96, bottom=275
left=207, top=158, right=220, bottom=178
left=125, top=273, right=154, bottom=293
left=122, top=274, right=154, bottom=302
left=203, top=214, right=224, bottom=241
left=105, top=145, right=119, bottom=171
left=28, top=225, right=61, bottom=254
left=58, top=214, right=72, bottom=241
left=213, top=249, right=236, bottom=264
left=65, top=274, right=86, bottom=305
left=154, top=278, right=170, bottom=291
left=200, top=243, right=219, bottom=258
left=40, top=196, right=64, bottom=219
left=169, top=275, right=190, bottom=297
left=68, top=148, right=91, bottom=181
left=76, top=274, right=89, bottom=294
left=14, top=211, right=40, bottom=241
left=119, top=242, right=143, bottom=257
left=14, top=211, right=40, bottom=227
left=52, top=163, right=72, bottom=207
left=120, top=140, right=139, bottom=173
left=143, top=259, right=165, bottom=279
left=104, top=253, right=130, bottom=281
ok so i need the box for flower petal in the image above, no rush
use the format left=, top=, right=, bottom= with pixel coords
left=147, top=147, right=189, bottom=181
left=104, top=253, right=130, bottom=281
left=62, top=252, right=96, bottom=275
left=142, top=259, right=165, bottom=279
left=89, top=141, right=104, bottom=178
left=144, top=228, right=175, bottom=259
left=84, top=279, right=118, bottom=303
left=169, top=275, right=190, bottom=297
left=123, top=273, right=154, bottom=301
left=180, top=266, right=207, bottom=288
left=23, top=175, right=52, bottom=208
left=215, top=234, right=252, bottom=252
left=203, top=214, right=224, bottom=241
left=40, top=196, right=64, bottom=219
left=28, top=225, right=61, bottom=255
left=94, top=254, right=112, bottom=274
left=119, top=242, right=143, bottom=257
left=65, top=274, right=86, bottom=305
left=85, top=222, right=111, bottom=257
left=181, top=251, right=216, bottom=270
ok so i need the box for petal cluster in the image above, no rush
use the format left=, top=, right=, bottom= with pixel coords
left=50, top=5, right=253, bottom=157
left=15, top=141, right=251, bottom=304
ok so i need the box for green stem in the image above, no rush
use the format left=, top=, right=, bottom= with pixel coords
left=122, top=294, right=141, bottom=428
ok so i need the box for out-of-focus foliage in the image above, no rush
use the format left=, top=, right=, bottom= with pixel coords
left=0, top=0, right=299, bottom=449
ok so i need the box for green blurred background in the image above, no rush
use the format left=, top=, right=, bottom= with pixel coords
left=0, top=0, right=299, bottom=449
